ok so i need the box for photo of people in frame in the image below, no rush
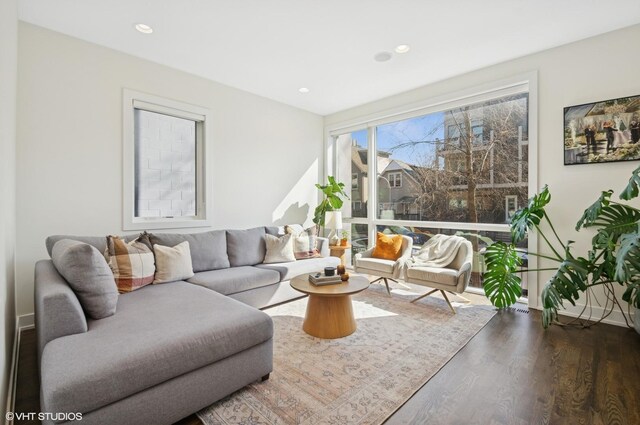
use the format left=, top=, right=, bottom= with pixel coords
left=564, top=95, right=640, bottom=165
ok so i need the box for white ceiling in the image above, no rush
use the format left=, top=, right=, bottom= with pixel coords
left=18, top=0, right=640, bottom=115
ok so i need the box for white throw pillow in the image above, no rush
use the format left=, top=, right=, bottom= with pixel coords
left=264, top=234, right=296, bottom=264
left=153, top=241, right=195, bottom=284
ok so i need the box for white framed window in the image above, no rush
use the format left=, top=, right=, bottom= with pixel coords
left=389, top=172, right=402, bottom=187
left=122, top=89, right=212, bottom=230
left=329, top=71, right=538, bottom=307
left=505, top=195, right=518, bottom=221
left=352, top=173, right=358, bottom=189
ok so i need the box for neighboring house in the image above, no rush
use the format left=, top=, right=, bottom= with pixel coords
left=377, top=158, right=422, bottom=220
left=438, top=94, right=529, bottom=224
left=350, top=142, right=423, bottom=220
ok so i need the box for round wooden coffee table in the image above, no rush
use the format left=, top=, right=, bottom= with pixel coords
left=290, top=274, right=370, bottom=339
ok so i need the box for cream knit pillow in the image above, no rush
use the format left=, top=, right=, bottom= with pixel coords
left=153, top=241, right=195, bottom=284
left=264, top=234, right=296, bottom=264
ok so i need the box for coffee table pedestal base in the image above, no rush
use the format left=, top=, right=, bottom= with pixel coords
left=303, top=294, right=356, bottom=339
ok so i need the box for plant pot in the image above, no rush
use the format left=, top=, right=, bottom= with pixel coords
left=635, top=307, right=640, bottom=336
left=340, top=239, right=348, bottom=246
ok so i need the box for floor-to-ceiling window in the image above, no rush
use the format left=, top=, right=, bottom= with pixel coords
left=330, top=78, right=535, bottom=300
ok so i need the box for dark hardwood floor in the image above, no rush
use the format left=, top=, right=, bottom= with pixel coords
left=13, top=309, right=640, bottom=425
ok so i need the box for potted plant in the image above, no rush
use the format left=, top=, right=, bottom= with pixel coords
left=340, top=230, right=349, bottom=246
left=483, top=165, right=640, bottom=331
left=313, top=176, right=349, bottom=233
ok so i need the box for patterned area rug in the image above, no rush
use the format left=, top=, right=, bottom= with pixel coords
left=198, top=284, right=496, bottom=425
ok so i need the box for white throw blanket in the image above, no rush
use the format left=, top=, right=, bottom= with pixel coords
left=408, top=234, right=466, bottom=268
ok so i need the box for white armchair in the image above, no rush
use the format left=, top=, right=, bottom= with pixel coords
left=354, top=235, right=413, bottom=295
left=403, top=238, right=473, bottom=313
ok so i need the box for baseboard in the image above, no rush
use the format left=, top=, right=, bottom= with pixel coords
left=5, top=314, right=35, bottom=425
left=16, top=314, right=34, bottom=330
left=553, top=303, right=634, bottom=328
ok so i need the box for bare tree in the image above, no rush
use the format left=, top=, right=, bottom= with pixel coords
left=387, top=94, right=528, bottom=225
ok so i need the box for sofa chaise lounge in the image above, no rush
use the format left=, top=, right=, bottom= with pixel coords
left=35, top=226, right=339, bottom=425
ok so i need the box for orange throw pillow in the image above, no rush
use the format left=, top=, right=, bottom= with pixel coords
left=372, top=232, right=403, bottom=261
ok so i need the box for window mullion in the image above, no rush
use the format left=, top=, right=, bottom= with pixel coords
left=367, top=125, right=377, bottom=248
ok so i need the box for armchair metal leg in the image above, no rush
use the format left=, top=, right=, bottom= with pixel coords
left=410, top=288, right=438, bottom=303
left=411, top=289, right=457, bottom=314
left=440, top=290, right=457, bottom=314
left=371, top=277, right=392, bottom=296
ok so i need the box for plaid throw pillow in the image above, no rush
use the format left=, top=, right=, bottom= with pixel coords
left=105, top=235, right=155, bottom=293
left=285, top=225, right=321, bottom=259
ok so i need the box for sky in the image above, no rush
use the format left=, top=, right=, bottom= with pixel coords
left=349, top=111, right=445, bottom=166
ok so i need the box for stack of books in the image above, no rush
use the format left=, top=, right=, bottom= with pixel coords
left=308, top=273, right=342, bottom=286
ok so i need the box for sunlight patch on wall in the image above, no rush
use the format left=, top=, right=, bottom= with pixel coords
left=272, top=159, right=319, bottom=227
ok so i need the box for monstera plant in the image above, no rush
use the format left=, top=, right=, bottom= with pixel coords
left=483, top=165, right=640, bottom=328
left=313, top=176, right=349, bottom=228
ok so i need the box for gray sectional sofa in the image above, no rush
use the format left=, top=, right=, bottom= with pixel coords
left=35, top=226, right=339, bottom=425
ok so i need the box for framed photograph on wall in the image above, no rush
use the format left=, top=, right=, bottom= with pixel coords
left=564, top=94, right=640, bottom=165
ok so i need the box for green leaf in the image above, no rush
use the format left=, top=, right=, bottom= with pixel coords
left=620, top=165, right=640, bottom=201
left=509, top=186, right=550, bottom=244
left=583, top=203, right=640, bottom=250
left=328, top=197, right=343, bottom=210
left=541, top=285, right=561, bottom=328
left=576, top=190, right=612, bottom=230
left=622, top=280, right=640, bottom=308
left=482, top=242, right=522, bottom=308
left=314, top=176, right=349, bottom=227
left=540, top=250, right=591, bottom=327
left=615, top=231, right=640, bottom=282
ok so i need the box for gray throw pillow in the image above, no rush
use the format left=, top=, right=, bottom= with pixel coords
left=51, top=239, right=118, bottom=319
left=149, top=230, right=230, bottom=272
left=226, top=227, right=267, bottom=266
left=45, top=234, right=138, bottom=257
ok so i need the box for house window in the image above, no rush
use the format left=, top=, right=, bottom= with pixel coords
left=353, top=201, right=362, bottom=210
left=447, top=124, right=460, bottom=141
left=505, top=195, right=518, bottom=221
left=123, top=89, right=212, bottom=230
left=449, top=198, right=468, bottom=209
left=471, top=120, right=484, bottom=144
left=388, top=172, right=402, bottom=188
left=352, top=173, right=358, bottom=189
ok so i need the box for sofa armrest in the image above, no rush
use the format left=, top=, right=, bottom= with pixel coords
left=35, top=260, right=88, bottom=366
left=317, top=237, right=330, bottom=257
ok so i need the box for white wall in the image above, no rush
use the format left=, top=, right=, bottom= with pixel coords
left=326, top=24, right=640, bottom=325
left=0, top=0, right=18, bottom=416
left=16, top=23, right=324, bottom=316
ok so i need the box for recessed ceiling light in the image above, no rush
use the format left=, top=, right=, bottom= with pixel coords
left=134, top=23, right=153, bottom=34
left=395, top=44, right=411, bottom=54
left=298, top=87, right=310, bottom=93
left=374, top=52, right=392, bottom=62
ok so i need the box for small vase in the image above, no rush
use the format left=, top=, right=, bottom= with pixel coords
left=340, top=239, right=348, bottom=246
